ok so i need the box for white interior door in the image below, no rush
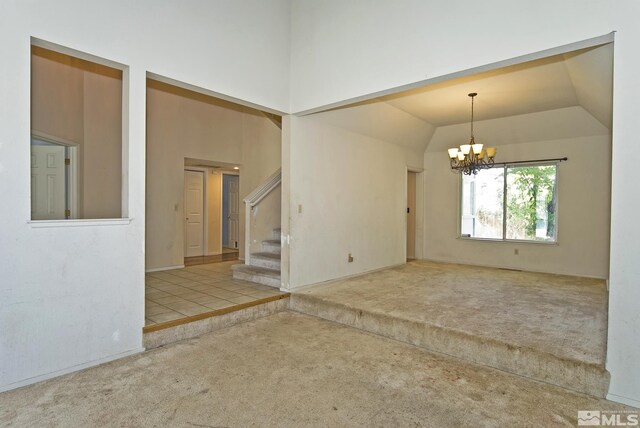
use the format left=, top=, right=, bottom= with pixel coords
left=31, top=144, right=66, bottom=220
left=184, top=170, right=204, bottom=257
left=228, top=177, right=239, bottom=248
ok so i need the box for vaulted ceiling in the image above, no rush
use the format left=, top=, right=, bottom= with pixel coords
left=312, top=43, right=613, bottom=155
left=380, top=43, right=613, bottom=129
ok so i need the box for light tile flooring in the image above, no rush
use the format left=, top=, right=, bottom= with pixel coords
left=145, top=260, right=284, bottom=327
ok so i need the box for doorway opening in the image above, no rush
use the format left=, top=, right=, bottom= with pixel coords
left=182, top=161, right=241, bottom=267
left=31, top=135, right=79, bottom=220
left=406, top=171, right=417, bottom=260
left=144, top=76, right=283, bottom=331
left=222, top=173, right=240, bottom=251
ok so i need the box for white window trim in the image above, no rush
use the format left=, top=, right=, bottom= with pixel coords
left=458, top=161, right=560, bottom=244
left=29, top=218, right=133, bottom=228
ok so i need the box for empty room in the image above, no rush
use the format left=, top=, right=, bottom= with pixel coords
left=1, top=1, right=639, bottom=426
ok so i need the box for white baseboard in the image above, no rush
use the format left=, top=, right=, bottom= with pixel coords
left=0, top=347, right=144, bottom=393
left=145, top=264, right=185, bottom=273
left=606, top=392, right=640, bottom=408
left=419, top=256, right=608, bottom=281
left=284, top=262, right=405, bottom=292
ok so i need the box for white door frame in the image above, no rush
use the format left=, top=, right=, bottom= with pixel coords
left=184, top=168, right=208, bottom=258
left=31, top=131, right=79, bottom=219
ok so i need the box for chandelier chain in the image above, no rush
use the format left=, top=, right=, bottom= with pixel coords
left=470, top=93, right=474, bottom=139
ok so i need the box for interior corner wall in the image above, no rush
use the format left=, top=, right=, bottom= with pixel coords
left=285, top=115, right=420, bottom=289
left=423, top=134, right=611, bottom=278
left=0, top=0, right=289, bottom=393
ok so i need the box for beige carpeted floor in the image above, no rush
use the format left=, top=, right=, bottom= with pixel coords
left=0, top=311, right=635, bottom=427
left=296, top=260, right=607, bottom=365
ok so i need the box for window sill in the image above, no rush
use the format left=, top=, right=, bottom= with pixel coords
left=457, top=236, right=558, bottom=246
left=29, top=218, right=133, bottom=228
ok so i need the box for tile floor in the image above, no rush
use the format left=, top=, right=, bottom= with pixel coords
left=183, top=248, right=239, bottom=267
left=145, top=260, right=284, bottom=326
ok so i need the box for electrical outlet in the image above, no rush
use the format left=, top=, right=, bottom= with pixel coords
left=348, top=253, right=354, bottom=263
left=298, top=204, right=303, bottom=214
left=514, top=248, right=519, bottom=255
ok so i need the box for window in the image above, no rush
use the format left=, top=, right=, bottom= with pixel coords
left=461, top=163, right=558, bottom=242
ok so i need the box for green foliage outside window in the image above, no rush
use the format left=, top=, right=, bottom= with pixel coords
left=506, top=165, right=557, bottom=241
left=461, top=163, right=557, bottom=242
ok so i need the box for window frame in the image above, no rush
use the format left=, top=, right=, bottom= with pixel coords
left=458, top=161, right=560, bottom=245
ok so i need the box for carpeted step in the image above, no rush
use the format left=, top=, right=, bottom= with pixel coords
left=261, top=239, right=281, bottom=255
left=289, top=292, right=610, bottom=398
left=251, top=252, right=281, bottom=270
left=232, top=264, right=281, bottom=288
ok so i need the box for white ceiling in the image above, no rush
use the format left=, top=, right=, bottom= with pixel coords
left=426, top=106, right=611, bottom=153
left=310, top=43, right=613, bottom=155
left=379, top=44, right=613, bottom=129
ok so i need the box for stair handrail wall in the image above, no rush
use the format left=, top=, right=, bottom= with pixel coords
left=244, top=168, right=282, bottom=265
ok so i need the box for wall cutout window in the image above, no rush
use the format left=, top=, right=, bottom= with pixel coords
left=31, top=45, right=123, bottom=220
left=461, top=163, right=558, bottom=242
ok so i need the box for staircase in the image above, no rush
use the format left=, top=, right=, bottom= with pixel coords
left=231, top=168, right=282, bottom=289
left=232, top=228, right=281, bottom=288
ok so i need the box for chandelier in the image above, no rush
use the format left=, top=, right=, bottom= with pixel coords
left=448, top=92, right=496, bottom=175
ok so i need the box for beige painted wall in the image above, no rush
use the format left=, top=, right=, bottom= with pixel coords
left=207, top=171, right=223, bottom=256
left=284, top=115, right=422, bottom=289
left=31, top=49, right=84, bottom=144
left=31, top=47, right=122, bottom=218
left=423, top=111, right=611, bottom=278
left=83, top=68, right=122, bottom=218
left=146, top=81, right=281, bottom=270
